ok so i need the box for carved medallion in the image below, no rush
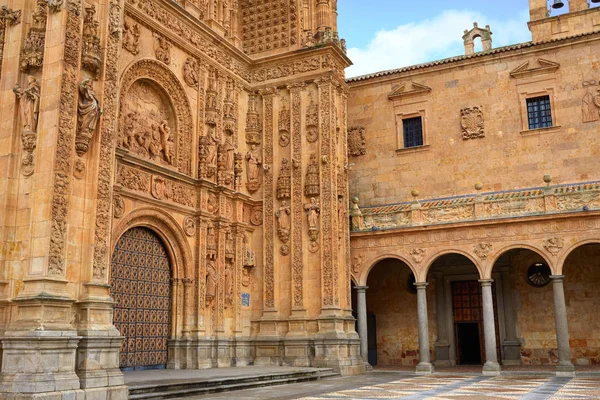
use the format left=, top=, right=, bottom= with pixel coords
left=183, top=217, right=196, bottom=236
left=73, top=159, right=85, bottom=179
left=250, top=208, right=263, bottom=226
left=280, top=244, right=290, bottom=256
left=543, top=237, right=564, bottom=256
left=409, top=248, right=426, bottom=264
left=113, top=195, right=124, bottom=218
left=460, top=106, right=484, bottom=140
left=348, top=126, right=366, bottom=157
left=473, top=242, right=492, bottom=259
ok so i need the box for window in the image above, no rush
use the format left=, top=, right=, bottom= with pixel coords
left=403, top=116, right=424, bottom=148
left=526, top=95, right=553, bottom=130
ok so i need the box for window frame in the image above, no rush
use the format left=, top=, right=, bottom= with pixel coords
left=525, top=94, right=553, bottom=130
left=394, top=109, right=429, bottom=152
left=402, top=115, right=424, bottom=148
left=516, top=86, right=560, bottom=135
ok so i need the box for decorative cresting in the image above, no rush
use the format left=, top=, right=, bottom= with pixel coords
left=117, top=59, right=193, bottom=176
left=110, top=227, right=172, bottom=370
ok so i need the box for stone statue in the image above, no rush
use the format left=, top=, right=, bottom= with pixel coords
left=206, top=127, right=218, bottom=166
left=223, top=136, right=235, bottom=172
left=350, top=196, right=364, bottom=230
left=206, top=262, right=217, bottom=306
left=13, top=75, right=40, bottom=131
left=224, top=264, right=233, bottom=306
left=155, top=35, right=171, bottom=64
left=159, top=120, right=174, bottom=165
left=276, top=200, right=291, bottom=243
left=245, top=145, right=261, bottom=191
left=76, top=78, right=102, bottom=156
left=304, top=197, right=320, bottom=231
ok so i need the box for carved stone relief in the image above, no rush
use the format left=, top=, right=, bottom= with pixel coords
left=276, top=200, right=291, bottom=246
left=250, top=208, right=263, bottom=226
left=305, top=197, right=320, bottom=253
left=461, top=106, right=484, bottom=139
left=47, top=0, right=63, bottom=13
left=154, top=34, right=171, bottom=64
left=581, top=81, right=600, bottom=123
left=278, top=95, right=291, bottom=147
left=183, top=58, right=199, bottom=88
left=305, top=91, right=319, bottom=143
left=352, top=254, right=364, bottom=274
left=13, top=76, right=40, bottom=176
left=20, top=0, right=47, bottom=72
left=205, top=261, right=217, bottom=307
left=73, top=159, right=85, bottom=179
left=409, top=248, right=426, bottom=264
left=276, top=158, right=291, bottom=199
left=217, top=136, right=236, bottom=187
left=245, top=93, right=262, bottom=145
left=543, top=237, right=564, bottom=256
left=474, top=242, right=492, bottom=259
left=76, top=78, right=102, bottom=156
left=245, top=145, right=262, bottom=192
left=350, top=196, right=364, bottom=231
left=183, top=217, right=196, bottom=236
left=347, top=126, right=366, bottom=157
left=81, top=5, right=102, bottom=76
left=113, top=195, right=125, bottom=218
left=304, top=153, right=320, bottom=197
left=122, top=19, right=140, bottom=55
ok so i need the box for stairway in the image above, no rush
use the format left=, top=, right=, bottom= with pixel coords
left=127, top=368, right=340, bottom=399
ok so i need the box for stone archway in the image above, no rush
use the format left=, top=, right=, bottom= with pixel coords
left=111, top=227, right=172, bottom=370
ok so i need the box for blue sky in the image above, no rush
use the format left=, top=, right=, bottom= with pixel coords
left=338, top=0, right=582, bottom=77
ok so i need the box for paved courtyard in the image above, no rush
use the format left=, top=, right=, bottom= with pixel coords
left=181, top=372, right=600, bottom=400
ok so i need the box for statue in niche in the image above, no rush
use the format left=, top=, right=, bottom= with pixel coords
left=224, top=263, right=233, bottom=307
left=206, top=127, right=219, bottom=166
left=154, top=35, right=171, bottom=64
left=223, top=136, right=235, bottom=172
left=276, top=200, right=291, bottom=243
left=304, top=197, right=320, bottom=233
left=13, top=75, right=40, bottom=131
left=76, top=78, right=102, bottom=156
left=205, top=261, right=217, bottom=306
left=159, top=120, right=174, bottom=165
left=245, top=145, right=261, bottom=192
left=350, top=196, right=364, bottom=230
left=304, top=153, right=320, bottom=196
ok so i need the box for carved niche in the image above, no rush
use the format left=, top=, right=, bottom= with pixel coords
left=347, top=126, right=366, bottom=157
left=276, top=158, right=291, bottom=199
left=276, top=200, right=291, bottom=254
left=118, top=60, right=193, bottom=175
left=245, top=92, right=262, bottom=145
left=205, top=68, right=219, bottom=126
left=223, top=79, right=237, bottom=136
left=461, top=106, right=484, bottom=139
left=242, top=234, right=255, bottom=287
left=13, top=75, right=40, bottom=176
left=304, top=153, right=320, bottom=197
left=245, top=145, right=262, bottom=192
left=76, top=78, right=102, bottom=156
left=20, top=0, right=47, bottom=72
left=81, top=5, right=102, bottom=76
left=278, top=94, right=291, bottom=147
left=305, top=91, right=319, bottom=143
left=304, top=197, right=320, bottom=253
left=122, top=19, right=140, bottom=55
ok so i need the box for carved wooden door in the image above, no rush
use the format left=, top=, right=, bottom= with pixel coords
left=110, top=227, right=172, bottom=370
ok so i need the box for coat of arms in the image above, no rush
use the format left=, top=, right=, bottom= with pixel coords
left=460, top=106, right=484, bottom=139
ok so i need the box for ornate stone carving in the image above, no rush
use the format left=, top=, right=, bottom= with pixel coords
left=252, top=56, right=321, bottom=83
left=76, top=78, right=102, bottom=156
left=241, top=0, right=292, bottom=55
left=183, top=57, right=199, bottom=88
left=245, top=93, right=262, bottom=145
left=183, top=217, right=196, bottom=236
left=81, top=5, right=102, bottom=76
left=154, top=34, right=171, bottom=64
left=117, top=165, right=151, bottom=192
left=305, top=91, right=319, bottom=142
left=461, top=106, right=484, bottom=139
left=245, top=145, right=262, bottom=192
left=113, top=195, right=124, bottom=218
left=347, top=126, right=366, bottom=157
left=207, top=192, right=219, bottom=214
left=304, top=153, right=320, bottom=197
left=278, top=95, right=291, bottom=147
left=20, top=0, right=47, bottom=72
left=223, top=80, right=237, bottom=136
left=350, top=196, right=364, bottom=231
left=234, top=152, right=243, bottom=192
left=217, top=136, right=236, bottom=187
left=262, top=89, right=276, bottom=309
left=47, top=0, right=63, bottom=13
left=276, top=158, right=291, bottom=199
left=73, top=159, right=85, bottom=179
left=250, top=208, right=263, bottom=226
left=205, top=68, right=218, bottom=127
left=13, top=76, right=41, bottom=176
left=305, top=197, right=320, bottom=253
left=543, top=237, right=564, bottom=256
left=205, top=261, right=217, bottom=306
left=199, top=127, right=219, bottom=179
left=0, top=7, right=21, bottom=80
left=474, top=243, right=492, bottom=260
left=122, top=19, right=140, bottom=55
left=352, top=253, right=365, bottom=274
left=276, top=200, right=291, bottom=244
left=409, top=248, right=426, bottom=264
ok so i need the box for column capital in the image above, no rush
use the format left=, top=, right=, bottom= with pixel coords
left=414, top=282, right=428, bottom=289
left=478, top=279, right=494, bottom=287
left=354, top=286, right=368, bottom=292
left=550, top=275, right=565, bottom=282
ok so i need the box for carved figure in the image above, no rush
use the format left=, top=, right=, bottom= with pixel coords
left=276, top=200, right=291, bottom=243
left=159, top=120, right=174, bottom=165
left=76, top=78, right=102, bottom=156
left=183, top=58, right=199, bottom=87
left=122, top=20, right=140, bottom=55
left=224, top=264, right=233, bottom=306
left=223, top=136, right=235, bottom=172
left=276, top=158, right=291, bottom=199
left=304, top=153, right=320, bottom=196
left=206, top=128, right=219, bottom=166
left=154, top=35, right=171, bottom=64
left=81, top=5, right=101, bottom=75
left=582, top=91, right=599, bottom=123
left=19, top=0, right=47, bottom=72
left=350, top=196, right=365, bottom=230
left=205, top=262, right=217, bottom=306
left=304, top=197, right=320, bottom=232
left=245, top=145, right=262, bottom=192
left=243, top=234, right=255, bottom=267
left=13, top=75, right=40, bottom=131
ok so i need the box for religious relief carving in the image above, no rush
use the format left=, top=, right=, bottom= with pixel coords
left=76, top=78, right=102, bottom=156
left=409, top=248, right=426, bottom=264
left=352, top=254, right=364, bottom=274
left=122, top=19, right=140, bottom=55
left=276, top=158, right=291, bottom=199
left=183, top=217, right=196, bottom=237
left=183, top=57, right=199, bottom=88
left=154, top=34, right=171, bottom=64
left=13, top=76, right=40, bottom=176
left=304, top=197, right=320, bottom=253
left=116, top=165, right=150, bottom=192
left=347, top=126, right=366, bottom=157
left=205, top=261, right=217, bottom=307
left=47, top=0, right=63, bottom=13
left=206, top=223, right=217, bottom=259
left=223, top=80, right=236, bottom=135
left=113, top=195, right=125, bottom=218
left=474, top=243, right=492, bottom=260
left=199, top=127, right=219, bottom=179
left=207, top=192, right=219, bottom=214
left=581, top=81, right=600, bottom=123
left=225, top=228, right=235, bottom=261
left=19, top=0, right=47, bottom=72
left=305, top=91, right=319, bottom=143
left=73, top=159, right=85, bottom=179
left=250, top=208, right=263, bottom=226
left=205, top=68, right=219, bottom=126
left=245, top=93, right=262, bottom=145
left=304, top=153, right=320, bottom=197
left=147, top=174, right=195, bottom=207
left=81, top=5, right=102, bottom=76
left=217, top=136, right=236, bottom=187
left=276, top=200, right=291, bottom=245
left=543, top=237, right=564, bottom=257
left=278, top=95, right=291, bottom=147
left=461, top=106, right=484, bottom=139
left=245, top=145, right=262, bottom=192
left=350, top=196, right=365, bottom=231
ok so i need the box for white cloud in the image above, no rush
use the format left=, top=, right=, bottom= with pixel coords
left=346, top=9, right=531, bottom=78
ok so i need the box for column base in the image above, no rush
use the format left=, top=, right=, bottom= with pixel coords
left=0, top=386, right=128, bottom=400
left=556, top=362, right=576, bottom=377
left=482, top=361, right=501, bottom=375
left=415, top=362, right=434, bottom=375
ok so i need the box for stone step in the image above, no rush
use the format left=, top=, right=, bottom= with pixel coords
left=128, top=368, right=340, bottom=400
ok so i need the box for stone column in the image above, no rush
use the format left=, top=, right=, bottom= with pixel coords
left=355, top=286, right=369, bottom=362
left=479, top=279, right=500, bottom=375
left=550, top=275, right=575, bottom=376
left=433, top=272, right=450, bottom=366
left=415, top=282, right=434, bottom=374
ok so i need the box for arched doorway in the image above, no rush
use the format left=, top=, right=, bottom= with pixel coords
left=110, top=227, right=172, bottom=371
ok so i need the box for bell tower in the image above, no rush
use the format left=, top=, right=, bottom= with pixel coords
left=528, top=0, right=600, bottom=42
